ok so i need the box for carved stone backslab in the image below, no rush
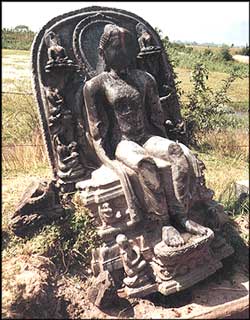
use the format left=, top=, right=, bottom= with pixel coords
left=28, top=6, right=235, bottom=307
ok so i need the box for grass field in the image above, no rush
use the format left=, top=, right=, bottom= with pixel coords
left=2, top=47, right=249, bottom=199
left=2, top=49, right=249, bottom=106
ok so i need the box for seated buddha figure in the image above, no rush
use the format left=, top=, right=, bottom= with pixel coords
left=83, top=24, right=208, bottom=247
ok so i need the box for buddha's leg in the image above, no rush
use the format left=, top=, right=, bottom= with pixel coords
left=115, top=140, right=167, bottom=216
left=116, top=140, right=185, bottom=246
left=143, top=136, right=207, bottom=236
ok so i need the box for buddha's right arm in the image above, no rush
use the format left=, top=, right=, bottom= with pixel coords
left=83, top=81, right=114, bottom=167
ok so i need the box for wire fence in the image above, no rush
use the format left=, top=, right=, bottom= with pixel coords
left=2, top=91, right=33, bottom=95
left=2, top=145, right=44, bottom=147
left=2, top=90, right=249, bottom=153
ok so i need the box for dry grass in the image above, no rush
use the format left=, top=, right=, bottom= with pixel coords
left=2, top=49, right=31, bottom=91
left=197, top=128, right=249, bottom=161
left=2, top=138, right=49, bottom=175
left=197, top=151, right=248, bottom=201
left=2, top=144, right=48, bottom=174
left=196, top=129, right=249, bottom=202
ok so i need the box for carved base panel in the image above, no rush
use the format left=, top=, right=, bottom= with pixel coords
left=76, top=166, right=132, bottom=241
left=117, top=283, right=158, bottom=299
left=157, top=258, right=222, bottom=296
left=90, top=226, right=161, bottom=276
left=77, top=166, right=234, bottom=303
left=117, top=258, right=222, bottom=299
left=211, top=234, right=234, bottom=261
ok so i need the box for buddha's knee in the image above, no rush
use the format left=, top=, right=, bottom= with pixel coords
left=115, top=140, right=147, bottom=170
left=168, top=143, right=189, bottom=170
left=168, top=142, right=184, bottom=158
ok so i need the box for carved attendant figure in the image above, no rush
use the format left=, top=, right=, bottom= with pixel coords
left=84, top=24, right=208, bottom=247
left=116, top=234, right=151, bottom=288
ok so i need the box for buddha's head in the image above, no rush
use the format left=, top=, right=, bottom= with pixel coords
left=98, top=24, right=137, bottom=71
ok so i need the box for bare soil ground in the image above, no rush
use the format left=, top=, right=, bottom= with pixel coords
left=2, top=173, right=249, bottom=319
left=52, top=213, right=250, bottom=319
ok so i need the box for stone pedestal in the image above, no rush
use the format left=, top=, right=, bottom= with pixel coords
left=76, top=166, right=234, bottom=304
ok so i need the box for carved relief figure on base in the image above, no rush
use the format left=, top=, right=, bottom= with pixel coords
left=116, top=234, right=153, bottom=288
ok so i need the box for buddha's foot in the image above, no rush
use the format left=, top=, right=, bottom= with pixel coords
left=162, top=226, right=185, bottom=247
left=184, top=219, right=208, bottom=236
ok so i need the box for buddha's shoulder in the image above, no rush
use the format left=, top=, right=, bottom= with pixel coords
left=84, top=72, right=110, bottom=91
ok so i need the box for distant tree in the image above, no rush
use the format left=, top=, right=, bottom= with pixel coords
left=2, top=26, right=35, bottom=50
left=218, top=45, right=233, bottom=61
left=237, top=45, right=249, bottom=56
left=14, top=25, right=30, bottom=32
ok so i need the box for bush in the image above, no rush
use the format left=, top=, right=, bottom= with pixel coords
left=216, top=45, right=233, bottom=61
left=182, top=63, right=243, bottom=146
left=236, top=45, right=250, bottom=56
left=203, top=48, right=213, bottom=57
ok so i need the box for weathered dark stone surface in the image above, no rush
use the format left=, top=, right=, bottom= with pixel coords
left=23, top=5, right=235, bottom=307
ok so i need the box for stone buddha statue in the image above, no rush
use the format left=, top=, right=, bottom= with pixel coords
left=83, top=23, right=209, bottom=247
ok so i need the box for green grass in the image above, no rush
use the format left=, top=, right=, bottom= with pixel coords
left=175, top=67, right=249, bottom=111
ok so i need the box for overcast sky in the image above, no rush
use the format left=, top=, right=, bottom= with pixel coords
left=2, top=1, right=249, bottom=46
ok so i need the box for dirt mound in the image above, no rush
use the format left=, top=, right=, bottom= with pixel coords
left=2, top=255, right=62, bottom=319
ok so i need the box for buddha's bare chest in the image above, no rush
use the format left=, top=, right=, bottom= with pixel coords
left=104, top=77, right=144, bottom=116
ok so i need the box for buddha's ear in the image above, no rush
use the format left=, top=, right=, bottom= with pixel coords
left=98, top=47, right=104, bottom=58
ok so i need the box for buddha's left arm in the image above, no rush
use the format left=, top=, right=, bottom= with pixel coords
left=145, top=73, right=167, bottom=137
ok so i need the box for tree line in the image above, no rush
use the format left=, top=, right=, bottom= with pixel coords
left=2, top=25, right=36, bottom=50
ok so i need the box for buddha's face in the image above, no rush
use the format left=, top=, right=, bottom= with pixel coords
left=99, top=27, right=136, bottom=71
